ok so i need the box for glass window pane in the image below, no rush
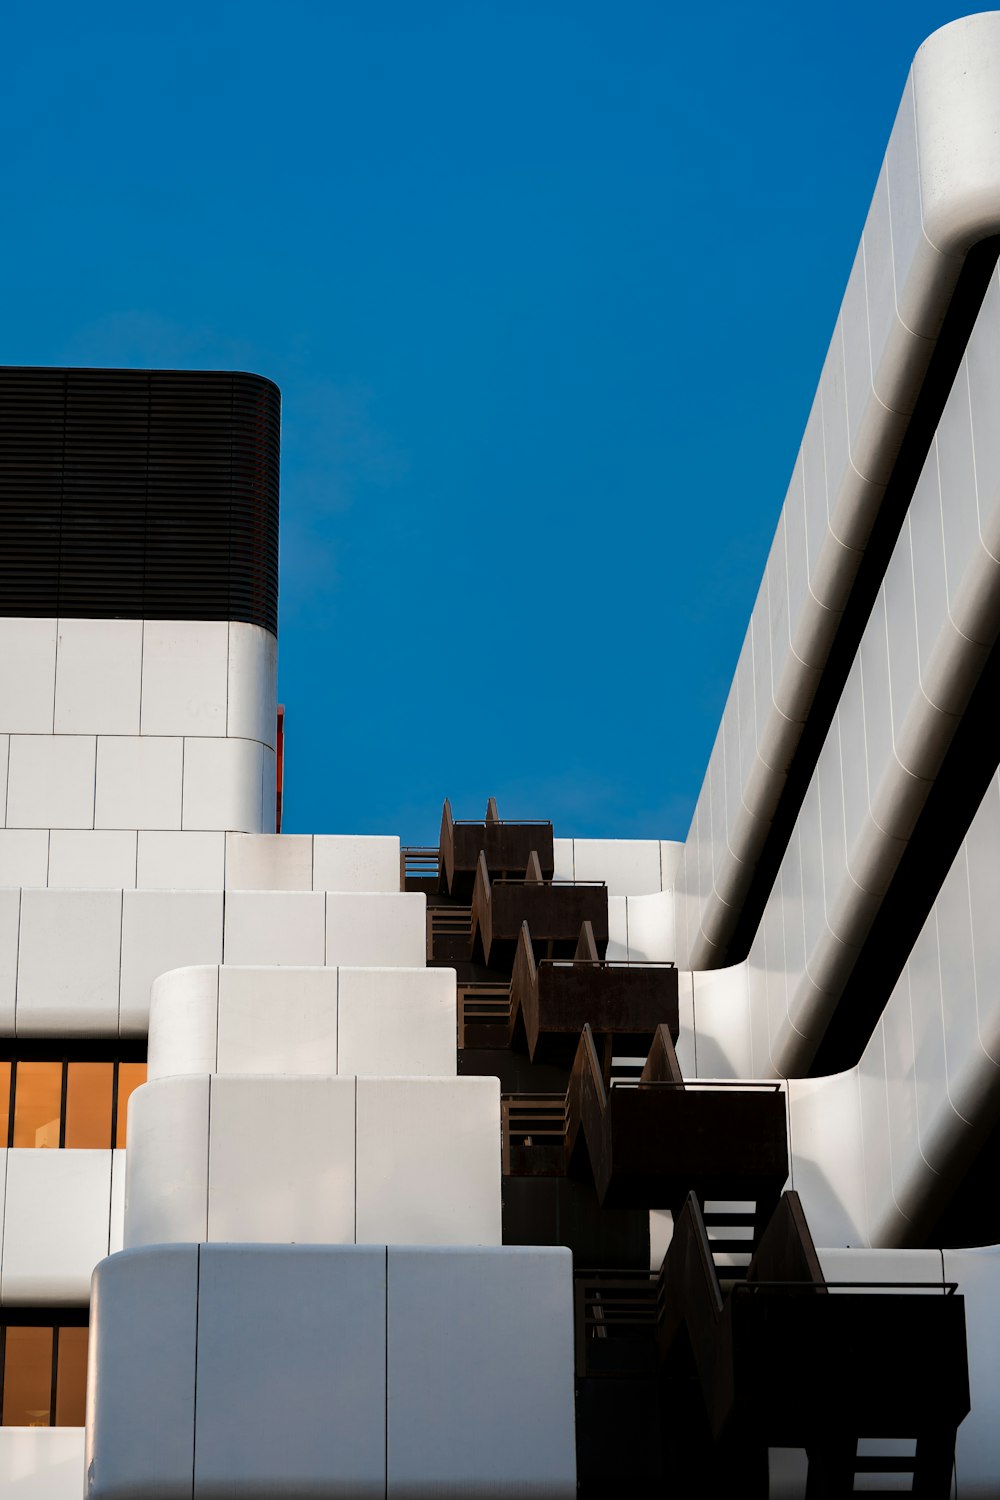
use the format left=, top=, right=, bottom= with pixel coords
left=64, top=1063, right=114, bottom=1150
left=115, top=1063, right=147, bottom=1149
left=13, top=1062, right=62, bottom=1149
left=0, top=1061, right=10, bottom=1149
left=54, top=1327, right=88, bottom=1427
left=2, top=1326, right=53, bottom=1426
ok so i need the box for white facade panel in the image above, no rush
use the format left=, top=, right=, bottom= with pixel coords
left=16, top=889, right=121, bottom=1035
left=109, top=1149, right=126, bottom=1257
left=225, top=832, right=312, bottom=891
left=182, top=736, right=264, bottom=833
left=885, top=78, right=950, bottom=340
left=942, top=1246, right=1000, bottom=1496
left=136, top=829, right=226, bottom=890
left=6, top=735, right=95, bottom=830
left=658, top=840, right=682, bottom=887
left=226, top=621, right=278, bottom=748
left=312, top=834, right=401, bottom=893
left=338, top=966, right=456, bottom=1078
left=605, top=895, right=628, bottom=961
left=86, top=1244, right=199, bottom=1499
left=326, top=892, right=426, bottom=967
left=552, top=838, right=574, bottom=881
left=571, top=839, right=662, bottom=897
left=0, top=828, right=48, bottom=887
left=964, top=780, right=1000, bottom=1064
left=216, top=966, right=338, bottom=1076
left=787, top=1070, right=868, bottom=1247
left=194, top=1245, right=386, bottom=1499
left=967, top=267, right=1000, bottom=559
left=386, top=1246, right=576, bottom=1500
left=119, top=890, right=224, bottom=1036
left=207, top=1075, right=356, bottom=1244
left=624, top=892, right=673, bottom=962
left=0, top=618, right=57, bottom=734
left=1, top=1150, right=111, bottom=1304
left=691, top=963, right=752, bottom=1079
left=0, top=890, right=19, bottom=1032
left=140, top=619, right=229, bottom=737
left=95, top=734, right=183, bottom=831
left=53, top=617, right=142, bottom=735
left=261, top=743, right=277, bottom=834
left=223, top=890, right=325, bottom=966
left=0, top=1429, right=87, bottom=1499
left=48, top=830, right=137, bottom=890
left=355, top=1077, right=501, bottom=1246
left=148, top=965, right=221, bottom=1080
left=124, top=1075, right=210, bottom=1247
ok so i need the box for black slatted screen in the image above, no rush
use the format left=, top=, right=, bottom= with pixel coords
left=0, top=367, right=280, bottom=635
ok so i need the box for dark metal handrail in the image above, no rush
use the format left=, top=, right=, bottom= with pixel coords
left=452, top=818, right=552, bottom=827
left=539, top=958, right=677, bottom=970
left=610, top=1079, right=783, bottom=1091
left=733, top=1280, right=959, bottom=1295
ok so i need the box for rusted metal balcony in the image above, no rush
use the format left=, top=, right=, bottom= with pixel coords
left=470, top=852, right=608, bottom=969
left=502, top=1024, right=788, bottom=1223
left=570, top=1025, right=787, bottom=1216
left=573, top=1195, right=970, bottom=1496
left=439, top=797, right=554, bottom=899
left=508, top=920, right=678, bottom=1064
left=653, top=1193, right=971, bottom=1496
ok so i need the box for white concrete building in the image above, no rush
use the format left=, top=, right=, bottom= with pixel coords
left=2, top=13, right=1000, bottom=1496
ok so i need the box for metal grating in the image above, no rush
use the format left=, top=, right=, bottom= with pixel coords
left=0, top=366, right=280, bottom=633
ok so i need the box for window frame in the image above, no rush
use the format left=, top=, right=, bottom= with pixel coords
left=0, top=1041, right=147, bottom=1151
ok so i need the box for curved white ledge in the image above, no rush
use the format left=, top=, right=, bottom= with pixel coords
left=679, top=11, right=1000, bottom=972
left=147, top=963, right=457, bottom=1080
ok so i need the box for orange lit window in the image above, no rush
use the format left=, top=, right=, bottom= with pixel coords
left=1, top=1322, right=90, bottom=1428
left=64, top=1063, right=114, bottom=1149
left=1, top=1052, right=146, bottom=1151
left=54, top=1328, right=88, bottom=1427
left=2, top=1327, right=53, bottom=1427
left=13, top=1062, right=62, bottom=1149
left=0, top=1061, right=10, bottom=1149
left=115, top=1062, right=146, bottom=1149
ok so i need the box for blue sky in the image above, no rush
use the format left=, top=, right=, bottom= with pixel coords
left=1, top=1, right=977, bottom=843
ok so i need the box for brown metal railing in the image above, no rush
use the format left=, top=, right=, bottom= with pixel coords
left=458, top=983, right=511, bottom=1047
left=501, top=1093, right=568, bottom=1174
left=425, top=904, right=472, bottom=960
left=400, top=846, right=439, bottom=889
left=574, top=1270, right=663, bottom=1377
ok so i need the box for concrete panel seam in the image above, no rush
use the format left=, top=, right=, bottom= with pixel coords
left=116, top=889, right=124, bottom=1038
left=192, top=1241, right=201, bottom=1499
left=384, top=1244, right=389, bottom=1500
left=12, top=888, right=21, bottom=1038
left=206, top=1076, right=214, bottom=1244
left=104, top=1148, right=113, bottom=1264
left=50, top=619, right=59, bottom=733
